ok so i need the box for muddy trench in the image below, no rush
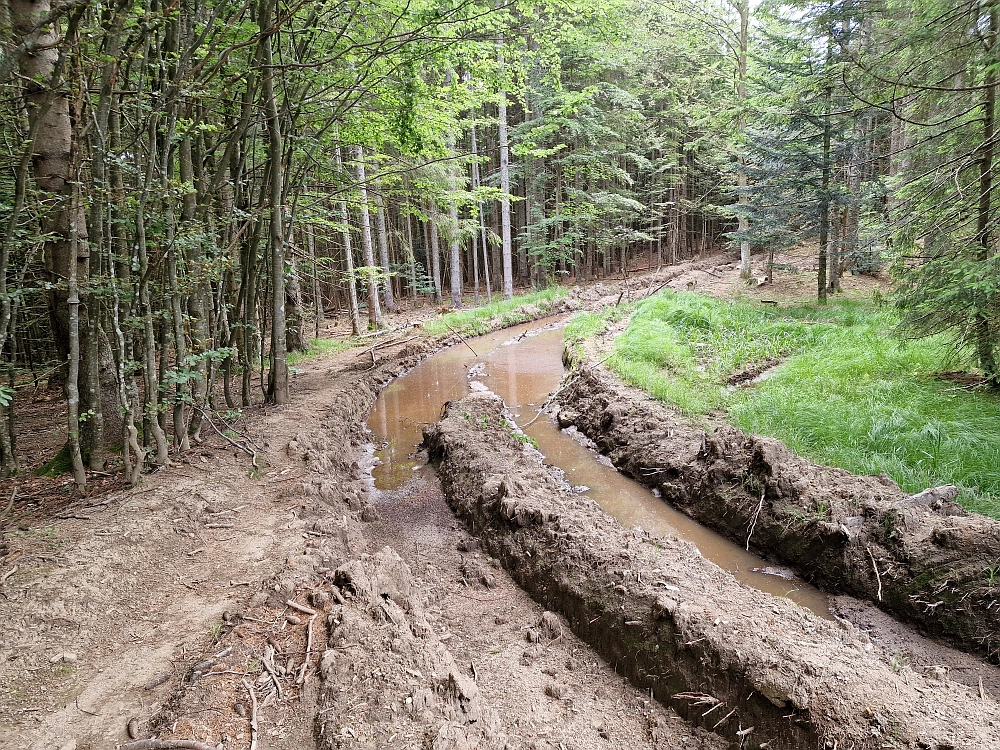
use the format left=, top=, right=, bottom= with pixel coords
left=555, top=356, right=1000, bottom=663
left=371, top=319, right=1000, bottom=749
left=423, top=393, right=1000, bottom=750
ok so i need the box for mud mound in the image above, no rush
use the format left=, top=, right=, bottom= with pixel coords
left=317, top=547, right=503, bottom=749
left=424, top=392, right=1000, bottom=750
left=559, top=366, right=1000, bottom=660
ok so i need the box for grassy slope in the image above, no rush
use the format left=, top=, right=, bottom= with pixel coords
left=568, top=292, right=1000, bottom=517
left=421, top=288, right=566, bottom=337
left=288, top=288, right=566, bottom=368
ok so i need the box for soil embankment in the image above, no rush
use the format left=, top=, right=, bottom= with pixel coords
left=1, top=266, right=729, bottom=749
left=556, top=361, right=1000, bottom=661
left=425, top=392, right=1000, bottom=750
left=0, top=293, right=570, bottom=748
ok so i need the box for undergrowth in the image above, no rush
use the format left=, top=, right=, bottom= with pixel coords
left=580, top=291, right=1000, bottom=518
left=421, top=287, right=566, bottom=337
left=287, top=337, right=356, bottom=367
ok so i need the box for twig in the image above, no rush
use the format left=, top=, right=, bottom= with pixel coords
left=285, top=599, right=317, bottom=616
left=122, top=740, right=220, bottom=750
left=196, top=407, right=255, bottom=458
left=1, top=487, right=16, bottom=516
left=746, top=490, right=765, bottom=551
left=867, top=546, right=883, bottom=601
left=443, top=322, right=478, bottom=357
left=75, top=697, right=98, bottom=716
left=260, top=645, right=283, bottom=698
left=980, top=676, right=987, bottom=701
left=713, top=707, right=737, bottom=729
left=523, top=376, right=581, bottom=428
left=243, top=678, right=259, bottom=750
left=297, top=613, right=317, bottom=686
left=358, top=335, right=418, bottom=358
left=0, top=565, right=18, bottom=584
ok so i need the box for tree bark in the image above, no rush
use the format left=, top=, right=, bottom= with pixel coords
left=335, top=147, right=362, bottom=335
left=497, top=41, right=514, bottom=300
left=429, top=210, right=443, bottom=304
left=261, top=0, right=288, bottom=404
left=374, top=188, right=398, bottom=313
left=353, top=145, right=383, bottom=328
left=975, top=8, right=998, bottom=378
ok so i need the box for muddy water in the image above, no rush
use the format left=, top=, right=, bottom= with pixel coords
left=369, top=320, right=831, bottom=615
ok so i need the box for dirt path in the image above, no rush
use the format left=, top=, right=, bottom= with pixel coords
left=0, top=338, right=383, bottom=748
left=365, top=466, right=724, bottom=749
left=0, top=265, right=724, bottom=750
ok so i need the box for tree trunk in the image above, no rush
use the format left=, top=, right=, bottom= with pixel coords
left=735, top=0, right=752, bottom=280
left=285, top=236, right=307, bottom=352
left=335, top=147, right=362, bottom=335
left=429, top=211, right=443, bottom=304
left=470, top=122, right=492, bottom=304
left=353, top=145, right=383, bottom=328
left=498, top=43, right=514, bottom=300
left=449, top=204, right=462, bottom=308
left=818, top=84, right=831, bottom=305
left=374, top=188, right=398, bottom=313
left=261, top=0, right=288, bottom=404
left=975, top=10, right=998, bottom=378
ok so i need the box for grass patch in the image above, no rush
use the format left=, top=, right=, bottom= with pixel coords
left=37, top=444, right=73, bottom=477
left=421, top=287, right=566, bottom=338
left=585, top=291, right=1000, bottom=517
left=287, top=337, right=356, bottom=367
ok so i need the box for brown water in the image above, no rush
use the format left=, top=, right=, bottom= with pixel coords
left=368, top=319, right=831, bottom=616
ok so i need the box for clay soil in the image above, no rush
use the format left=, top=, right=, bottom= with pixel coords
left=425, top=391, right=1000, bottom=750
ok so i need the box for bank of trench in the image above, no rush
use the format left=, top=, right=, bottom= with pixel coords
left=424, top=392, right=1000, bottom=749
left=556, top=348, right=1000, bottom=664
left=371, top=316, right=1000, bottom=748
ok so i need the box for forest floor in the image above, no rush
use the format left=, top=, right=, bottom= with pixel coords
left=1, top=249, right=998, bottom=750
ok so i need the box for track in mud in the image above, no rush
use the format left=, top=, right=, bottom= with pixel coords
left=368, top=319, right=830, bottom=614
left=424, top=392, right=1000, bottom=749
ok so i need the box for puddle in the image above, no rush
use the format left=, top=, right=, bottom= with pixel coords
left=368, top=319, right=831, bottom=616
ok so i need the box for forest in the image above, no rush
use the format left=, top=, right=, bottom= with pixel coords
left=0, top=0, right=996, bottom=490
left=5, top=1, right=1000, bottom=748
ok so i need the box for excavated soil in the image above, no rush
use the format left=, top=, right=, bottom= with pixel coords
left=424, top=392, right=1000, bottom=750
left=0, top=290, right=570, bottom=749
left=0, top=257, right=732, bottom=750
left=556, top=363, right=1000, bottom=662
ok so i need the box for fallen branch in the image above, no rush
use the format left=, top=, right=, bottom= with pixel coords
left=260, top=644, right=283, bottom=698
left=443, top=322, right=478, bottom=357
left=196, top=407, right=255, bottom=459
left=1, top=487, right=16, bottom=517
left=522, top=354, right=615, bottom=429
left=122, top=740, right=220, bottom=750
left=867, top=545, right=883, bottom=601
left=358, top=335, right=418, bottom=359
left=296, top=613, right=318, bottom=686
left=243, top=678, right=259, bottom=750
left=285, top=599, right=317, bottom=616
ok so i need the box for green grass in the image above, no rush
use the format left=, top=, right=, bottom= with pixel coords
left=287, top=337, right=356, bottom=367
left=421, top=287, right=567, bottom=337
left=584, top=291, right=1000, bottom=518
